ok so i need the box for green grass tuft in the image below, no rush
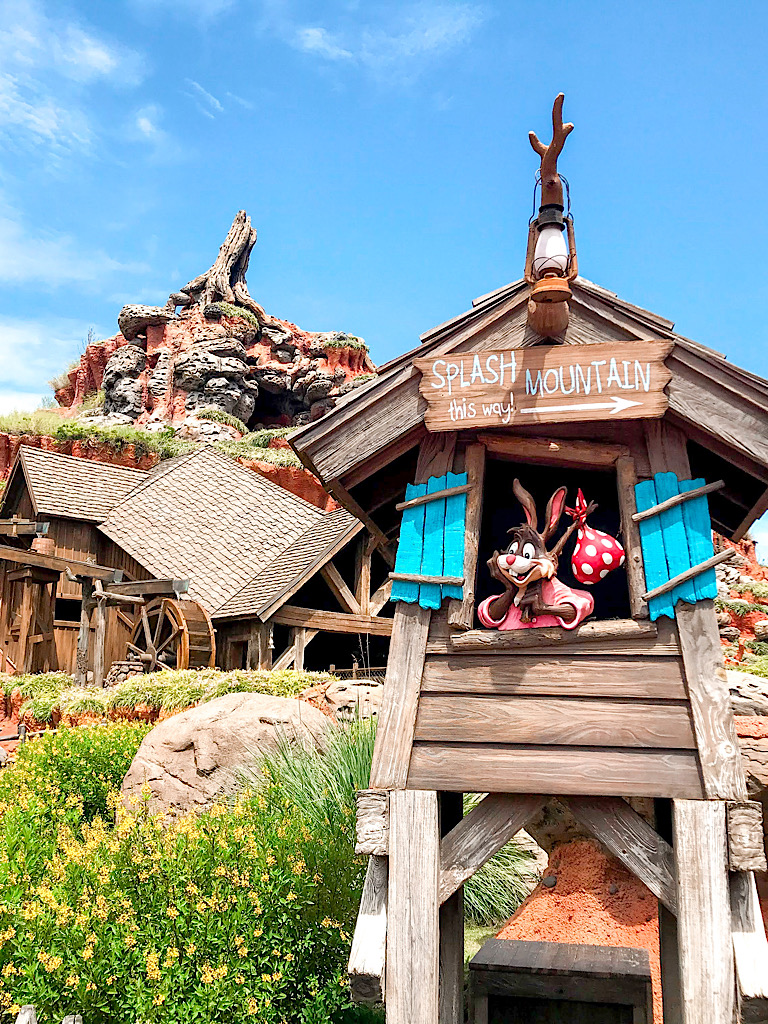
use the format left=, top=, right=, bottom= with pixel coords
left=196, top=407, right=248, bottom=433
left=320, top=335, right=368, bottom=351
left=206, top=301, right=260, bottom=327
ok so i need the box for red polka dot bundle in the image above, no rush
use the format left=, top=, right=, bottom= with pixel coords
left=567, top=488, right=625, bottom=585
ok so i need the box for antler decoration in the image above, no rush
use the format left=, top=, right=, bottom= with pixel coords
left=529, top=93, right=573, bottom=209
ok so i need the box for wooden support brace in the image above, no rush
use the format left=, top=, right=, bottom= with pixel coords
left=730, top=870, right=768, bottom=1015
left=322, top=561, right=362, bottom=615
left=387, top=790, right=440, bottom=1024
left=448, top=443, right=485, bottom=631
left=348, top=854, right=388, bottom=1004
left=631, top=480, right=725, bottom=523
left=395, top=484, right=473, bottom=512
left=388, top=572, right=464, bottom=587
left=673, top=799, right=734, bottom=1023
left=356, top=790, right=389, bottom=856
left=439, top=793, right=545, bottom=904
left=564, top=797, right=677, bottom=915
left=641, top=549, right=735, bottom=602
left=726, top=801, right=767, bottom=872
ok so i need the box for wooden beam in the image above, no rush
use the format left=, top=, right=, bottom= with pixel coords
left=395, top=484, right=472, bottom=512
left=272, top=605, right=394, bottom=637
left=447, top=616, right=658, bottom=653
left=106, top=579, right=189, bottom=597
left=76, top=579, right=94, bottom=686
left=733, top=484, right=768, bottom=542
left=369, top=579, right=392, bottom=617
left=0, top=544, right=117, bottom=580
left=730, top=870, right=768, bottom=1015
left=92, top=597, right=107, bottom=688
left=292, top=627, right=306, bottom=671
left=448, top=443, right=485, bottom=631
left=438, top=792, right=464, bottom=1024
left=479, top=433, right=629, bottom=468
left=327, top=478, right=396, bottom=568
left=355, top=537, right=373, bottom=614
left=348, top=855, right=388, bottom=1004
left=387, top=790, right=440, bottom=1024
left=616, top=456, right=648, bottom=619
left=645, top=421, right=748, bottom=801
left=272, top=628, right=319, bottom=671
left=642, top=549, right=736, bottom=601
left=564, top=797, right=677, bottom=914
left=0, top=519, right=47, bottom=537
left=389, top=572, right=464, bottom=587
left=369, top=602, right=430, bottom=789
left=632, top=480, right=725, bottom=523
left=439, top=794, right=544, bottom=904
left=673, top=800, right=734, bottom=1023
left=321, top=561, right=362, bottom=615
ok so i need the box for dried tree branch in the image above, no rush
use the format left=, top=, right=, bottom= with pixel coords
left=528, top=93, right=574, bottom=208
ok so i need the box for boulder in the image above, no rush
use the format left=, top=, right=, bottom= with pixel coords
left=301, top=678, right=382, bottom=719
left=118, top=303, right=179, bottom=342
left=121, top=692, right=330, bottom=815
left=727, top=669, right=768, bottom=716
left=753, top=620, right=768, bottom=640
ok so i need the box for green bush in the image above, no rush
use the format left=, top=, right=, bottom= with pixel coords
left=242, top=427, right=295, bottom=448
left=732, top=655, right=768, bottom=678
left=0, top=722, right=148, bottom=825
left=320, top=336, right=368, bottom=352
left=0, top=722, right=376, bottom=1023
left=59, top=688, right=109, bottom=717
left=715, top=597, right=766, bottom=617
left=731, top=579, right=768, bottom=603
left=4, top=672, right=71, bottom=701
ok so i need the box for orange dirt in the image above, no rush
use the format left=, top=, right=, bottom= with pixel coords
left=497, top=839, right=663, bottom=1023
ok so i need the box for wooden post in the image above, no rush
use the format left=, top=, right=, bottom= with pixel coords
left=730, top=869, right=768, bottom=1017
left=616, top=455, right=649, bottom=619
left=92, top=598, right=107, bottom=687
left=75, top=578, right=94, bottom=686
left=448, top=443, right=485, bottom=631
left=439, top=792, right=464, bottom=1024
left=673, top=799, right=734, bottom=1024
left=15, top=578, right=35, bottom=674
left=654, top=798, right=683, bottom=1024
left=348, top=854, right=388, bottom=1003
left=355, top=538, right=373, bottom=615
left=292, top=627, right=306, bottom=672
left=387, top=790, right=440, bottom=1024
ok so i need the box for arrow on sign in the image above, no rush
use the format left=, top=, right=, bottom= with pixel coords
left=520, top=395, right=643, bottom=416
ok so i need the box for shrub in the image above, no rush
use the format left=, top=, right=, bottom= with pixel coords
left=205, top=301, right=260, bottom=327
left=6, top=672, right=71, bottom=701
left=59, top=687, right=109, bottom=717
left=320, top=336, right=368, bottom=352
left=733, top=655, right=768, bottom=678
left=0, top=726, right=374, bottom=1023
left=196, top=407, right=248, bottom=434
left=731, top=579, right=768, bottom=603
left=242, top=427, right=295, bottom=448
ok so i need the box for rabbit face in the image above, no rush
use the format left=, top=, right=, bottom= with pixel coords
left=497, top=524, right=556, bottom=589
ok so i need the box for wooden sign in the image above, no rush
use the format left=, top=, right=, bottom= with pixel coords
left=414, top=340, right=673, bottom=432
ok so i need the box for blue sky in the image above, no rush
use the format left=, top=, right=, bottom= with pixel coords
left=1, top=0, right=767, bottom=538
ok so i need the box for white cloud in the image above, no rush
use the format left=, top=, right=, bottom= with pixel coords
left=226, top=91, right=255, bottom=110
left=127, top=104, right=184, bottom=162
left=0, top=0, right=142, bottom=156
left=184, top=79, right=225, bottom=118
left=0, top=201, right=148, bottom=289
left=0, top=316, right=103, bottom=397
left=266, top=2, right=485, bottom=81
left=295, top=27, right=353, bottom=61
left=0, top=391, right=48, bottom=414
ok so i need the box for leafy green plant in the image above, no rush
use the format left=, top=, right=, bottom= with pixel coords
left=242, top=427, right=295, bottom=448
left=206, top=301, right=260, bottom=327
left=320, top=336, right=368, bottom=352
left=715, top=597, right=767, bottom=617
left=196, top=407, right=248, bottom=433
left=745, top=640, right=768, bottom=656
left=218, top=443, right=302, bottom=467
left=6, top=672, right=70, bottom=701
left=79, top=389, right=106, bottom=413
left=59, top=687, right=109, bottom=717
left=731, top=579, right=768, bottom=603
left=732, top=655, right=768, bottom=678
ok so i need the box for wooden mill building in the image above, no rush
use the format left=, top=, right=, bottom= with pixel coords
left=0, top=445, right=393, bottom=681
left=291, top=99, right=768, bottom=1024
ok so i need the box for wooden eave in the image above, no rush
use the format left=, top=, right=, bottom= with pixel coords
left=291, top=277, right=768, bottom=534
left=0, top=457, right=33, bottom=519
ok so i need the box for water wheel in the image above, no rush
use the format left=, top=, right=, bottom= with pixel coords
left=126, top=598, right=216, bottom=672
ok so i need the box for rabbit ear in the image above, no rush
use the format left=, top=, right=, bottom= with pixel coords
left=512, top=478, right=537, bottom=531
left=542, top=486, right=567, bottom=542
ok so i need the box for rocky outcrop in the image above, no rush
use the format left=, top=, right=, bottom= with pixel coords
left=117, top=304, right=179, bottom=342
left=55, top=211, right=376, bottom=433
left=121, top=692, right=330, bottom=814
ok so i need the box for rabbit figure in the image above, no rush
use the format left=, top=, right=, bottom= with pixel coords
left=478, top=479, right=595, bottom=631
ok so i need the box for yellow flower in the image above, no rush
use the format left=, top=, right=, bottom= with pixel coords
left=246, top=997, right=258, bottom=1015
left=167, top=905, right=179, bottom=919
left=185, top=942, right=196, bottom=956
left=253, top=928, right=263, bottom=938
left=125, top=934, right=136, bottom=949
left=236, top=974, right=245, bottom=985
left=284, top=952, right=294, bottom=962
left=164, top=947, right=179, bottom=968
left=153, top=993, right=165, bottom=1006
left=286, top=891, right=297, bottom=902
left=65, top=975, right=79, bottom=988
left=200, top=963, right=214, bottom=985
left=80, top=947, right=94, bottom=961
left=214, top=864, right=227, bottom=878
left=238, top=945, right=248, bottom=958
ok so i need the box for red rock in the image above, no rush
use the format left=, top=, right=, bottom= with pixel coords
left=735, top=715, right=768, bottom=739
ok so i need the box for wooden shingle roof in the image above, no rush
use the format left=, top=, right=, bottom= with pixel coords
left=215, top=506, right=363, bottom=621
left=0, top=447, right=148, bottom=523
left=99, top=446, right=325, bottom=614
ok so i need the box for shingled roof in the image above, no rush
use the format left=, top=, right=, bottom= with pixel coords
left=0, top=447, right=148, bottom=523
left=98, top=446, right=329, bottom=615
left=215, top=506, right=363, bottom=621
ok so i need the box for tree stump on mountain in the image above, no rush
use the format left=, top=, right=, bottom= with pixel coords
left=166, top=210, right=272, bottom=326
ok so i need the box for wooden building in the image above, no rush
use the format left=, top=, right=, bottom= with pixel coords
left=291, top=99, right=768, bottom=1024
left=0, top=445, right=393, bottom=680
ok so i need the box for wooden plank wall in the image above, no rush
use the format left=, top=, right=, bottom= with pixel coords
left=409, top=638, right=706, bottom=799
